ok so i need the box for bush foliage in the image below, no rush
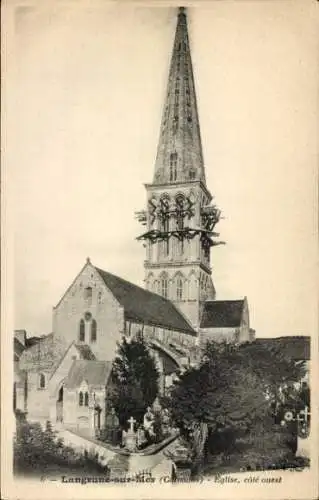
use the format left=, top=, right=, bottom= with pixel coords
left=167, top=341, right=307, bottom=471
left=14, top=414, right=105, bottom=475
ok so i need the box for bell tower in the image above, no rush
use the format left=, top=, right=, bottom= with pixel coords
left=136, top=7, right=224, bottom=328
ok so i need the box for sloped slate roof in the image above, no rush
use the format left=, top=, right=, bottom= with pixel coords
left=65, top=360, right=112, bottom=389
left=19, top=333, right=97, bottom=374
left=200, top=300, right=244, bottom=328
left=255, top=336, right=310, bottom=361
left=95, top=267, right=195, bottom=335
left=14, top=338, right=25, bottom=361
left=25, top=336, right=41, bottom=348
left=19, top=333, right=66, bottom=372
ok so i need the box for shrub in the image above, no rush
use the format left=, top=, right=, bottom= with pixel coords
left=14, top=418, right=106, bottom=474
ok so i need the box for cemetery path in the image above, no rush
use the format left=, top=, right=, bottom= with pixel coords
left=57, top=426, right=180, bottom=478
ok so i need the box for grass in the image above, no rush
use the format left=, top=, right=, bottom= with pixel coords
left=202, top=438, right=310, bottom=476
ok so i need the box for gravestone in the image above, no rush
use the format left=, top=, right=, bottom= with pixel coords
left=125, top=416, right=137, bottom=452
left=296, top=405, right=310, bottom=458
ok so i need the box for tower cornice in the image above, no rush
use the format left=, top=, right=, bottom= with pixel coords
left=144, top=260, right=212, bottom=275
left=144, top=179, right=212, bottom=203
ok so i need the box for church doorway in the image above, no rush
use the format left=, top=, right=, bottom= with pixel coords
left=56, top=385, right=64, bottom=423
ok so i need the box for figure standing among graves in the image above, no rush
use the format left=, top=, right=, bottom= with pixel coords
left=143, top=406, right=155, bottom=442
left=105, top=407, right=120, bottom=446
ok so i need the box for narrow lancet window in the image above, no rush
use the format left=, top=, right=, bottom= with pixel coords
left=161, top=277, right=168, bottom=298
left=79, top=391, right=84, bottom=406
left=79, top=319, right=85, bottom=342
left=176, top=277, right=183, bottom=300
left=39, top=373, right=46, bottom=389
left=91, top=319, right=97, bottom=343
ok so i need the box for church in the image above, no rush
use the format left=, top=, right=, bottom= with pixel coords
left=14, top=7, right=254, bottom=438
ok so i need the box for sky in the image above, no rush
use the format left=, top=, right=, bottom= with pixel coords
left=5, top=0, right=318, bottom=338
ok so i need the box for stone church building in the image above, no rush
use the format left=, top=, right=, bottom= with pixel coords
left=14, top=7, right=254, bottom=438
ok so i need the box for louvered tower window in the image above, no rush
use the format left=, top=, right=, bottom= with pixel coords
left=161, top=277, right=168, bottom=298
left=176, top=277, right=183, bottom=300
left=176, top=195, right=185, bottom=254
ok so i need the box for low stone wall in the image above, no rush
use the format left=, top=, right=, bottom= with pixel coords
left=58, top=427, right=179, bottom=476
left=58, top=428, right=117, bottom=467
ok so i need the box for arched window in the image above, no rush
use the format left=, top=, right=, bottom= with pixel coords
left=97, top=291, right=102, bottom=304
left=176, top=197, right=184, bottom=230
left=160, top=197, right=170, bottom=256
left=84, top=392, right=89, bottom=407
left=169, top=152, right=178, bottom=181
left=39, top=373, right=46, bottom=389
left=84, top=286, right=92, bottom=301
left=176, top=195, right=185, bottom=254
left=161, top=218, right=170, bottom=256
left=91, top=319, right=97, bottom=343
left=176, top=277, right=183, bottom=300
left=161, top=277, right=168, bottom=298
left=79, top=391, right=84, bottom=406
left=79, top=319, right=85, bottom=342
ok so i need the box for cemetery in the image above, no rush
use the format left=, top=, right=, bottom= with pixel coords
left=13, top=334, right=310, bottom=480
left=95, top=401, right=179, bottom=455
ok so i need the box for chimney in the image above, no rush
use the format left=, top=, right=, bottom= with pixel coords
left=14, top=329, right=26, bottom=347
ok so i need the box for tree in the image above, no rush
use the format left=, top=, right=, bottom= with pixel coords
left=109, top=335, right=159, bottom=426
left=168, top=341, right=305, bottom=470
left=235, top=341, right=307, bottom=415
left=170, top=342, right=269, bottom=434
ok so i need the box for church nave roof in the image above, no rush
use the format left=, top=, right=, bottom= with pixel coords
left=95, top=266, right=196, bottom=335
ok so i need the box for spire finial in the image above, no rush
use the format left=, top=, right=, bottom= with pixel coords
left=178, top=6, right=186, bottom=15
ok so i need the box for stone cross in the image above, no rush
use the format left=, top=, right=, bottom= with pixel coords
left=127, top=416, right=136, bottom=433
left=297, top=405, right=310, bottom=423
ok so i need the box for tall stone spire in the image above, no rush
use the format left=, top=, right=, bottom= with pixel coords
left=136, top=6, right=223, bottom=329
left=153, top=7, right=206, bottom=185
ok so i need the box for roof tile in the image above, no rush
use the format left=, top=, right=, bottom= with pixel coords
left=200, top=300, right=244, bottom=328
left=95, top=267, right=195, bottom=335
left=65, top=360, right=112, bottom=389
left=255, top=336, right=310, bottom=361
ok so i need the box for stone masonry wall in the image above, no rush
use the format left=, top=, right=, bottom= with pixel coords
left=26, top=371, right=51, bottom=421
left=53, top=262, right=125, bottom=362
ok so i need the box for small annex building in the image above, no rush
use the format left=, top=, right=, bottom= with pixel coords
left=199, top=298, right=254, bottom=345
